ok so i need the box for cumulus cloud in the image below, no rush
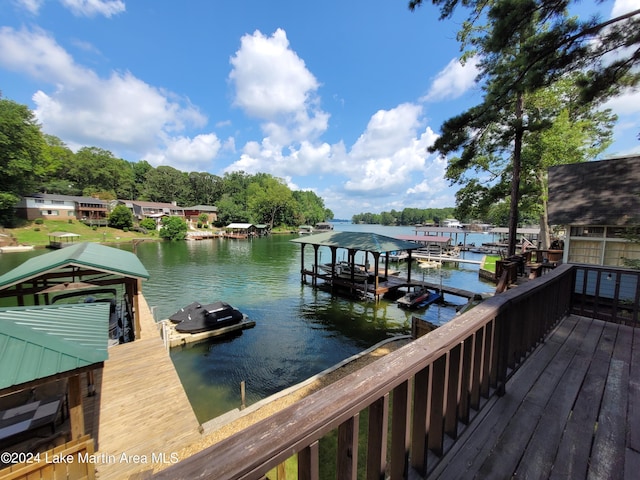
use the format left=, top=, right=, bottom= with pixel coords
left=344, top=104, right=438, bottom=194
left=421, top=57, right=480, bottom=102
left=229, top=28, right=329, bottom=146
left=0, top=26, right=213, bottom=169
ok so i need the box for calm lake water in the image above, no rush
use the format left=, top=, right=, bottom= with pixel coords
left=0, top=224, right=496, bottom=422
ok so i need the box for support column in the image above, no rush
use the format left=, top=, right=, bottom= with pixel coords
left=68, top=374, right=85, bottom=440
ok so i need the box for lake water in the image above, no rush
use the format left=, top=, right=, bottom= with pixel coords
left=0, top=224, right=497, bottom=422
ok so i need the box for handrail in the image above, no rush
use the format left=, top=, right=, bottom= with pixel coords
left=155, top=265, right=575, bottom=479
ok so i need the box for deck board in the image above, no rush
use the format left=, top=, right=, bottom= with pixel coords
left=428, top=315, right=636, bottom=480
left=86, top=295, right=202, bottom=480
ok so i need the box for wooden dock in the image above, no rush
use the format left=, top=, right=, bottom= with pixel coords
left=161, top=318, right=256, bottom=348
left=84, top=295, right=202, bottom=479
left=306, top=270, right=477, bottom=301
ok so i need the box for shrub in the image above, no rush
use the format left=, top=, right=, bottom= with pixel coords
left=34, top=218, right=44, bottom=225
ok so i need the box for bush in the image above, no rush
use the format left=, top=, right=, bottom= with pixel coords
left=159, top=216, right=187, bottom=241
left=34, top=218, right=44, bottom=225
left=108, top=205, right=134, bottom=230
left=139, top=218, right=156, bottom=231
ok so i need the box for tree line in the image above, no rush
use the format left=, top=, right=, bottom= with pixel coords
left=352, top=207, right=456, bottom=226
left=0, top=97, right=332, bottom=228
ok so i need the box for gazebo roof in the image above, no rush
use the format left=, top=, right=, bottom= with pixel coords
left=291, top=231, right=422, bottom=253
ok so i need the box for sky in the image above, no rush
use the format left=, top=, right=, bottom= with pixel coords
left=1, top=0, right=639, bottom=219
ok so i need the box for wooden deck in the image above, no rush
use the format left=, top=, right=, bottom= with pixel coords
left=425, top=314, right=640, bottom=479
left=84, top=295, right=202, bottom=479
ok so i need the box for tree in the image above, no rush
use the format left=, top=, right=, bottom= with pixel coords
left=142, top=166, right=189, bottom=203
left=410, top=0, right=640, bottom=254
left=159, top=216, right=187, bottom=241
left=247, top=176, right=294, bottom=228
left=0, top=98, right=50, bottom=225
left=108, top=204, right=134, bottom=230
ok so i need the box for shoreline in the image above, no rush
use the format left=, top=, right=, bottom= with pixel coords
left=169, top=334, right=413, bottom=465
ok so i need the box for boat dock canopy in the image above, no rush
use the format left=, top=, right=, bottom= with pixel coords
left=291, top=231, right=422, bottom=253
left=0, top=302, right=110, bottom=393
left=0, top=242, right=149, bottom=290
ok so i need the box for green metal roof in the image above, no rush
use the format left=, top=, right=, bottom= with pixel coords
left=290, top=231, right=422, bottom=253
left=0, top=242, right=149, bottom=290
left=0, top=302, right=110, bottom=390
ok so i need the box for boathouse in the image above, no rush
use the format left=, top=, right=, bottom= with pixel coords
left=291, top=231, right=423, bottom=300
left=0, top=302, right=109, bottom=469
left=0, top=242, right=150, bottom=340
left=548, top=155, right=640, bottom=266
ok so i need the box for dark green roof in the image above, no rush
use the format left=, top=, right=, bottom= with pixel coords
left=290, top=231, right=422, bottom=253
left=0, top=242, right=149, bottom=290
left=0, top=302, right=110, bottom=390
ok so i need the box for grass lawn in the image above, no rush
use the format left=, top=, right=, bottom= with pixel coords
left=481, top=254, right=500, bottom=273
left=5, top=219, right=154, bottom=246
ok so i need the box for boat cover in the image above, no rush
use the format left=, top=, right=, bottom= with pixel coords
left=172, top=301, right=244, bottom=334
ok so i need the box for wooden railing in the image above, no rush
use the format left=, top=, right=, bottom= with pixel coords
left=155, top=264, right=576, bottom=480
left=571, top=264, right=640, bottom=327
left=0, top=435, right=95, bottom=480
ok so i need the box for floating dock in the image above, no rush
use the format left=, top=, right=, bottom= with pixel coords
left=161, top=318, right=256, bottom=348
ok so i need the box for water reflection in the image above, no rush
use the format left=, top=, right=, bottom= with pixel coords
left=0, top=226, right=496, bottom=422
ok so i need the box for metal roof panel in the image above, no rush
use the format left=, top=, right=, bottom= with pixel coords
left=0, top=303, right=110, bottom=390
left=0, top=242, right=149, bottom=289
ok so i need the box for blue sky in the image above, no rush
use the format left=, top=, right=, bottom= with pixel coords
left=1, top=0, right=638, bottom=219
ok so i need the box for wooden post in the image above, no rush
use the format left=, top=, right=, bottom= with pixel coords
left=68, top=374, right=85, bottom=439
left=240, top=381, right=246, bottom=410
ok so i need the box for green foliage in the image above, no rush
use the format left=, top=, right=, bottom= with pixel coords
left=139, top=217, right=157, bottom=231
left=352, top=207, right=456, bottom=225
left=0, top=98, right=332, bottom=231
left=159, top=216, right=187, bottom=241
left=34, top=218, right=44, bottom=225
left=108, top=204, right=134, bottom=230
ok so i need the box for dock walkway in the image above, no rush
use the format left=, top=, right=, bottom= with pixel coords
left=85, top=295, right=202, bottom=480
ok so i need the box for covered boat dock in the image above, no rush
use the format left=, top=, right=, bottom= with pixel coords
left=290, top=231, right=477, bottom=301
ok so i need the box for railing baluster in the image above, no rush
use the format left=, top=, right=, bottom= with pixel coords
left=298, top=441, right=319, bottom=480
left=459, top=336, right=473, bottom=424
left=445, top=344, right=462, bottom=439
left=410, top=367, right=429, bottom=474
left=390, top=380, right=411, bottom=480
left=367, top=394, right=389, bottom=480
left=470, top=329, right=483, bottom=410
left=337, top=414, right=359, bottom=480
left=428, top=356, right=447, bottom=456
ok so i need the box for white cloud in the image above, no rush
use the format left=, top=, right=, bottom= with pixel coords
left=344, top=104, right=438, bottom=194
left=14, top=0, right=125, bottom=17
left=60, top=0, right=125, bottom=17
left=229, top=28, right=329, bottom=147
left=611, top=0, right=640, bottom=17
left=143, top=134, right=221, bottom=171
left=421, top=57, right=480, bottom=102
left=0, top=26, right=212, bottom=166
left=14, top=0, right=45, bottom=14
left=230, top=29, right=319, bottom=119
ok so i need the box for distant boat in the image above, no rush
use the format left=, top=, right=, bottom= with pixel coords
left=397, top=288, right=443, bottom=309
left=318, top=261, right=369, bottom=282
left=169, top=301, right=246, bottom=334
left=0, top=245, right=34, bottom=253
